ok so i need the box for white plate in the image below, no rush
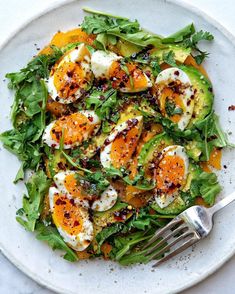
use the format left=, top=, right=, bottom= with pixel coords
left=0, top=0, right=235, bottom=293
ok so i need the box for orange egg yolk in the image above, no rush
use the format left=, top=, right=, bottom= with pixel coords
left=156, top=153, right=185, bottom=195
left=50, top=112, right=97, bottom=145
left=53, top=61, right=86, bottom=99
left=52, top=45, right=91, bottom=100
left=110, top=125, right=140, bottom=169
left=52, top=193, right=84, bottom=236
left=39, top=28, right=95, bottom=55
left=109, top=61, right=148, bottom=91
left=64, top=173, right=90, bottom=200
left=159, top=84, right=185, bottom=123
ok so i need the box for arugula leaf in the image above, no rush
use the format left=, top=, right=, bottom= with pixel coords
left=83, top=7, right=130, bottom=20
left=81, top=14, right=163, bottom=49
left=1, top=49, right=61, bottom=179
left=16, top=170, right=51, bottom=231
left=75, top=170, right=110, bottom=197
left=195, top=112, right=229, bottom=160
left=104, top=166, right=124, bottom=178
left=128, top=207, right=167, bottom=230
left=105, top=165, right=155, bottom=191
left=165, top=98, right=183, bottom=116
left=190, top=172, right=221, bottom=205
left=162, top=50, right=177, bottom=66
left=162, top=23, right=195, bottom=43
left=86, top=88, right=118, bottom=120
left=182, top=30, right=214, bottom=64
left=6, top=50, right=62, bottom=125
left=36, top=223, right=77, bottom=262
left=0, top=121, right=43, bottom=181
left=96, top=223, right=124, bottom=254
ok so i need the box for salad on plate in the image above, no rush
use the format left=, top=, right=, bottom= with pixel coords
left=0, top=8, right=230, bottom=265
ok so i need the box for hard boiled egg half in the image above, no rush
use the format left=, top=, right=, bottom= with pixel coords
left=155, top=67, right=194, bottom=130
left=54, top=170, right=118, bottom=212
left=47, top=43, right=93, bottom=104
left=154, top=145, right=189, bottom=208
left=54, top=171, right=90, bottom=208
left=43, top=110, right=101, bottom=149
left=100, top=116, right=143, bottom=169
left=49, top=186, right=93, bottom=251
left=91, top=50, right=152, bottom=92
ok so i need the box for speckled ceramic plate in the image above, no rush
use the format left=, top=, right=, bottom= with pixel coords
left=0, top=0, right=235, bottom=293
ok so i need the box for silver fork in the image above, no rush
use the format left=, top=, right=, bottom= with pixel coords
left=143, top=191, right=235, bottom=267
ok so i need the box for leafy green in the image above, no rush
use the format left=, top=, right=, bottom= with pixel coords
left=83, top=7, right=130, bottom=20
left=1, top=48, right=62, bottom=179
left=0, top=121, right=44, bottom=182
left=76, top=171, right=110, bottom=196
left=96, top=223, right=124, bottom=254
left=165, top=98, right=183, bottom=116
left=162, top=50, right=177, bottom=66
left=86, top=88, right=118, bottom=120
left=195, top=112, right=230, bottom=160
left=162, top=23, right=214, bottom=64
left=109, top=228, right=166, bottom=265
left=183, top=30, right=214, bottom=64
left=6, top=50, right=62, bottom=125
left=105, top=165, right=155, bottom=191
left=128, top=207, right=167, bottom=230
left=81, top=13, right=163, bottom=49
left=190, top=172, right=221, bottom=205
left=16, top=170, right=51, bottom=231
left=36, top=223, right=77, bottom=262
left=162, top=23, right=195, bottom=43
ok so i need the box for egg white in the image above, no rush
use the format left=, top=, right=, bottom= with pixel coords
left=91, top=185, right=118, bottom=212
left=154, top=145, right=189, bottom=208
left=47, top=43, right=92, bottom=104
left=91, top=50, right=152, bottom=92
left=100, top=116, right=143, bottom=169
left=42, top=110, right=101, bottom=149
left=156, top=67, right=194, bottom=130
left=49, top=186, right=93, bottom=251
left=53, top=171, right=89, bottom=208
left=91, top=50, right=122, bottom=79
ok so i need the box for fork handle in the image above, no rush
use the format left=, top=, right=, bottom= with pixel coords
left=208, top=191, right=235, bottom=215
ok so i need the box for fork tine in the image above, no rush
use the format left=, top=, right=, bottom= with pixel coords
left=152, top=234, right=199, bottom=267
left=145, top=223, right=189, bottom=255
left=142, top=217, right=182, bottom=250
left=148, top=231, right=194, bottom=261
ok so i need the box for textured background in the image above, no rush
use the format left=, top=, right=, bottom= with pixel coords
left=0, top=0, right=235, bottom=293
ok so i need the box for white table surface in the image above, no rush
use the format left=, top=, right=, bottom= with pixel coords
left=0, top=0, right=235, bottom=293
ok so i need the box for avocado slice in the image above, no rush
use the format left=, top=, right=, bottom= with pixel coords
left=185, top=140, right=202, bottom=162
left=150, top=45, right=191, bottom=63
left=151, top=196, right=186, bottom=215
left=45, top=150, right=68, bottom=178
left=180, top=65, right=214, bottom=125
left=116, top=39, right=142, bottom=57
left=182, top=161, right=202, bottom=192
left=138, top=132, right=173, bottom=166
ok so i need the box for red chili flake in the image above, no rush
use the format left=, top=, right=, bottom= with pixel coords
left=64, top=212, right=70, bottom=219
left=88, top=115, right=94, bottom=122
left=55, top=198, right=66, bottom=206
left=228, top=105, right=235, bottom=111
left=74, top=220, right=80, bottom=226
left=70, top=199, right=75, bottom=205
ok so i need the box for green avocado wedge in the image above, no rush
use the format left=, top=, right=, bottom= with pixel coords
left=138, top=133, right=174, bottom=166
left=150, top=45, right=191, bottom=64
left=180, top=65, right=214, bottom=125
left=151, top=196, right=186, bottom=215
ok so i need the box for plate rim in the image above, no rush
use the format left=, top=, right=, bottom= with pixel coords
left=0, top=0, right=235, bottom=293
